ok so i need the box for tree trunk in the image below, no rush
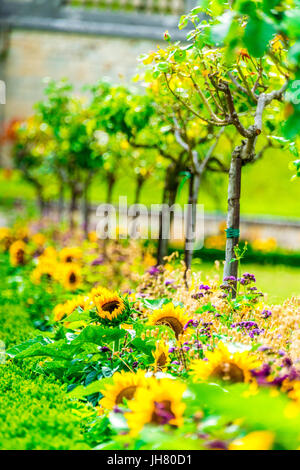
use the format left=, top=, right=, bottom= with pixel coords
left=82, top=176, right=92, bottom=238
left=69, top=183, right=81, bottom=231
left=184, top=171, right=201, bottom=282
left=223, top=150, right=242, bottom=297
left=157, top=174, right=179, bottom=266
left=106, top=173, right=116, bottom=204
left=58, top=179, right=64, bottom=222
left=34, top=183, right=45, bottom=216
left=134, top=175, right=144, bottom=205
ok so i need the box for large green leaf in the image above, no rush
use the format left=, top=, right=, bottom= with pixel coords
left=73, top=325, right=126, bottom=346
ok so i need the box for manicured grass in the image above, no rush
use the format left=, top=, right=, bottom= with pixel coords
left=193, top=260, right=300, bottom=304
left=2, top=147, right=300, bottom=218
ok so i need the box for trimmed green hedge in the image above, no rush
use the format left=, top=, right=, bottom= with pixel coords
left=169, top=246, right=300, bottom=267
left=0, top=302, right=91, bottom=450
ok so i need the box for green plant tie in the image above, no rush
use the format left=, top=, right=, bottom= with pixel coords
left=225, top=228, right=240, bottom=238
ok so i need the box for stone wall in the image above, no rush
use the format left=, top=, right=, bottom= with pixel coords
left=0, top=28, right=160, bottom=164
left=1, top=29, right=159, bottom=120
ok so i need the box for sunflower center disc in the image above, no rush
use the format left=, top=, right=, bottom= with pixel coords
left=16, top=250, right=24, bottom=265
left=212, top=362, right=245, bottom=383
left=157, top=352, right=167, bottom=367
left=157, top=317, right=183, bottom=338
left=102, top=301, right=120, bottom=313
left=116, top=386, right=137, bottom=404
left=69, top=272, right=77, bottom=284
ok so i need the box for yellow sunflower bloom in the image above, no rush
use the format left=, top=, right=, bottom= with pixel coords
left=229, top=431, right=274, bottom=450
left=152, top=340, right=170, bottom=371
left=53, top=295, right=90, bottom=322
left=32, top=233, right=46, bottom=247
left=59, top=247, right=82, bottom=264
left=94, top=291, right=128, bottom=324
left=190, top=342, right=260, bottom=384
left=125, top=378, right=186, bottom=436
left=42, top=246, right=57, bottom=260
left=148, top=303, right=191, bottom=339
left=60, top=264, right=82, bottom=291
left=100, top=371, right=148, bottom=410
left=9, top=240, right=27, bottom=266
left=88, top=231, right=98, bottom=243
left=0, top=227, right=12, bottom=251
left=31, top=261, right=57, bottom=284
left=90, top=285, right=111, bottom=300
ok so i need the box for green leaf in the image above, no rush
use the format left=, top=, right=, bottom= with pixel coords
left=73, top=325, right=126, bottom=346
left=6, top=336, right=52, bottom=357
left=244, top=17, right=276, bottom=57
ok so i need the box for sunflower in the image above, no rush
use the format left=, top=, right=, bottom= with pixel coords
left=59, top=247, right=82, bottom=264
left=190, top=342, right=260, bottom=384
left=42, top=246, right=57, bottom=260
left=94, top=291, right=129, bottom=325
left=229, top=431, right=274, bottom=450
left=152, top=340, right=170, bottom=371
left=9, top=240, right=26, bottom=266
left=148, top=303, right=192, bottom=339
left=125, top=378, right=186, bottom=436
left=0, top=227, right=12, bottom=251
left=31, top=261, right=57, bottom=284
left=88, top=231, right=98, bottom=243
left=60, top=264, right=82, bottom=291
left=53, top=295, right=90, bottom=322
left=90, top=285, right=111, bottom=300
left=32, top=233, right=46, bottom=247
left=100, top=371, right=148, bottom=410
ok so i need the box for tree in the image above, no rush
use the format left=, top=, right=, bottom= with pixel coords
left=145, top=3, right=289, bottom=294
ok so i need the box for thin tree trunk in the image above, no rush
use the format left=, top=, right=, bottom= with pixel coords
left=106, top=173, right=116, bottom=204
left=82, top=174, right=92, bottom=238
left=69, top=182, right=81, bottom=231
left=58, top=179, right=64, bottom=222
left=223, top=150, right=242, bottom=297
left=157, top=176, right=179, bottom=265
left=134, top=175, right=144, bottom=205
left=184, top=172, right=201, bottom=282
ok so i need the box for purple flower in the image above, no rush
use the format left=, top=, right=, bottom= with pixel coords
left=199, top=284, right=211, bottom=291
left=91, top=256, right=104, bottom=266
left=171, top=360, right=180, bottom=365
left=168, top=347, right=175, bottom=354
left=148, top=266, right=160, bottom=276
left=251, top=364, right=271, bottom=379
left=153, top=401, right=175, bottom=425
left=165, top=279, right=174, bottom=286
left=283, top=357, right=293, bottom=368
left=132, top=361, right=139, bottom=368
left=257, top=345, right=271, bottom=352
left=100, top=346, right=110, bottom=352
left=206, top=440, right=228, bottom=450
left=224, top=276, right=236, bottom=282
left=184, top=319, right=198, bottom=330
left=261, top=309, right=272, bottom=319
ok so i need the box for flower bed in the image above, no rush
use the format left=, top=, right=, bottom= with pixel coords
left=1, top=222, right=300, bottom=450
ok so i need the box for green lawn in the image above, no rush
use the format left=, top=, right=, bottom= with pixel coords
left=1, top=147, right=300, bottom=218
left=193, top=260, right=300, bottom=304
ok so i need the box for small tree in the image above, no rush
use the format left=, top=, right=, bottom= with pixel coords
left=12, top=115, right=52, bottom=214
left=145, top=4, right=289, bottom=293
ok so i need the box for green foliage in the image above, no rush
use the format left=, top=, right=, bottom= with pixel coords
left=0, top=302, right=92, bottom=450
